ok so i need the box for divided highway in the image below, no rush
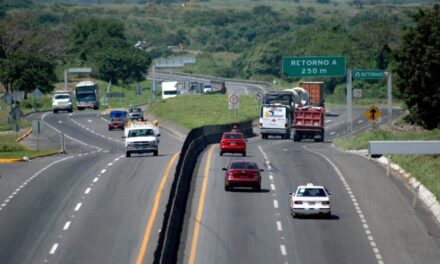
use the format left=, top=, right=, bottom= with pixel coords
left=0, top=111, right=183, bottom=264
left=181, top=111, right=440, bottom=264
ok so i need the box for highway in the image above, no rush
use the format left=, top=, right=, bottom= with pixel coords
left=181, top=110, right=440, bottom=264
left=0, top=111, right=183, bottom=264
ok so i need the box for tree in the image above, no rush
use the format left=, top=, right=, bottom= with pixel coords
left=0, top=51, right=57, bottom=95
left=395, top=5, right=440, bottom=129
left=91, top=47, right=150, bottom=84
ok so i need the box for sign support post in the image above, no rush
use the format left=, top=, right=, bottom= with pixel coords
left=386, top=71, right=392, bottom=122
left=346, top=68, right=353, bottom=138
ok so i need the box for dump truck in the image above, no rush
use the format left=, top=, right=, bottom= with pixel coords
left=293, top=106, right=325, bottom=142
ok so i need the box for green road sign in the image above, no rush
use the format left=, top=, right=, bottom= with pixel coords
left=282, top=56, right=346, bottom=77
left=353, top=70, right=385, bottom=80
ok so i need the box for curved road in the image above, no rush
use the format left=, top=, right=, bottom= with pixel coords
left=0, top=110, right=183, bottom=264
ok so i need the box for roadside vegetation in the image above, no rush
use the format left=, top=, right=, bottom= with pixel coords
left=0, top=133, right=58, bottom=159
left=148, top=94, right=260, bottom=129
left=334, top=125, right=440, bottom=200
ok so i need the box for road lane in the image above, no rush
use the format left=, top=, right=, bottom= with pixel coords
left=182, top=124, right=439, bottom=264
left=0, top=110, right=183, bottom=263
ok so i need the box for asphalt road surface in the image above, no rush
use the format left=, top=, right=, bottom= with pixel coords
left=0, top=110, right=183, bottom=264
left=181, top=109, right=440, bottom=264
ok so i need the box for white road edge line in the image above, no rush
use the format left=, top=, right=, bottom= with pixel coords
left=303, top=144, right=383, bottom=264
left=74, top=203, right=82, bottom=211
left=63, top=221, right=71, bottom=230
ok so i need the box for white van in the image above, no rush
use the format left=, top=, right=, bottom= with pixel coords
left=259, top=104, right=292, bottom=139
left=161, top=81, right=179, bottom=99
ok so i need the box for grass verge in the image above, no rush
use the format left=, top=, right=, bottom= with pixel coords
left=334, top=126, right=440, bottom=200
left=0, top=133, right=58, bottom=159
left=148, top=94, right=260, bottom=129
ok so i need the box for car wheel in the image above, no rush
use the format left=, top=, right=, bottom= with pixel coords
left=326, top=212, right=331, bottom=218
left=254, top=184, right=261, bottom=192
left=154, top=150, right=158, bottom=156
left=68, top=109, right=73, bottom=113
left=108, top=128, right=111, bottom=131
left=220, top=151, right=223, bottom=156
left=126, top=151, right=131, bottom=158
left=242, top=152, right=246, bottom=157
left=224, top=185, right=229, bottom=191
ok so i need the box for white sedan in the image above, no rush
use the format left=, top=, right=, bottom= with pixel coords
left=290, top=183, right=331, bottom=218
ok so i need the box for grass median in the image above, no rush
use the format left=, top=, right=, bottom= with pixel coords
left=0, top=133, right=58, bottom=160
left=334, top=126, right=440, bottom=200
left=148, top=94, right=260, bottom=129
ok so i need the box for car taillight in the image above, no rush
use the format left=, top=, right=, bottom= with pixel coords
left=322, top=201, right=330, bottom=205
left=294, top=201, right=303, bottom=204
left=253, top=173, right=259, bottom=177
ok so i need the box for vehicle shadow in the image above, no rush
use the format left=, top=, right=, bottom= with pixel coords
left=294, top=214, right=340, bottom=220
left=128, top=153, right=172, bottom=158
left=228, top=188, right=270, bottom=193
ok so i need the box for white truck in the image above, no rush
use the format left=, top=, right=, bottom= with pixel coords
left=161, top=81, right=179, bottom=99
left=259, top=104, right=292, bottom=139
left=52, top=91, right=73, bottom=113
left=123, top=122, right=160, bottom=157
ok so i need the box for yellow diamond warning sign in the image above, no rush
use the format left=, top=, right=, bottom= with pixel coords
left=364, top=105, right=381, bottom=122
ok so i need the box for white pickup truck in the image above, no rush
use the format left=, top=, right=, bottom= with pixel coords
left=52, top=91, right=73, bottom=113
left=123, top=122, right=160, bottom=157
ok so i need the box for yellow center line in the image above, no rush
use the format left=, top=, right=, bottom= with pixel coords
left=135, top=152, right=180, bottom=264
left=189, top=145, right=215, bottom=264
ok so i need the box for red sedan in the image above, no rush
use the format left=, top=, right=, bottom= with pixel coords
left=223, top=160, right=263, bottom=191
left=219, top=132, right=247, bottom=156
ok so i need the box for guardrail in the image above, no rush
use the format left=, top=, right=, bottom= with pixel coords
left=153, top=120, right=254, bottom=264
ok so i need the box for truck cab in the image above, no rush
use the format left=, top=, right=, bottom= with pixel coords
left=123, top=123, right=160, bottom=157
left=52, top=92, right=73, bottom=113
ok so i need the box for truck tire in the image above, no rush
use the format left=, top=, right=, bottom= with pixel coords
left=68, top=109, right=73, bottom=113
left=53, top=109, right=58, bottom=113
left=126, top=151, right=131, bottom=158
left=154, top=150, right=158, bottom=156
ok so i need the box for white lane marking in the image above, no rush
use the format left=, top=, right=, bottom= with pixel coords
left=108, top=163, right=113, bottom=166
left=49, top=243, right=58, bottom=254
left=280, top=245, right=287, bottom=256
left=276, top=221, right=283, bottom=231
left=88, top=119, right=92, bottom=123
left=0, top=155, right=74, bottom=212
left=269, top=175, right=273, bottom=180
left=100, top=117, right=110, bottom=124
left=58, top=121, right=62, bottom=124
left=63, top=221, right=71, bottom=230
left=358, top=120, right=364, bottom=123
left=330, top=132, right=336, bottom=135
left=101, top=169, right=106, bottom=174
left=273, top=200, right=279, bottom=209
left=42, top=112, right=101, bottom=151
left=74, top=203, right=82, bottom=211
left=85, top=188, right=91, bottom=194
left=325, top=120, right=332, bottom=123
left=271, top=184, right=276, bottom=190
left=93, top=177, right=99, bottom=183
left=303, top=145, right=383, bottom=264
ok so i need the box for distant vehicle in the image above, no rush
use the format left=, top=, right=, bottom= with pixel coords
left=259, top=104, right=292, bottom=139
left=203, top=84, right=213, bottom=93
left=123, top=123, right=160, bottom=157
left=75, top=80, right=99, bottom=110
left=211, top=80, right=227, bottom=94
left=128, top=107, right=144, bottom=121
left=223, top=160, right=263, bottom=191
left=220, top=132, right=247, bottom=156
left=108, top=110, right=127, bottom=131
left=298, top=82, right=325, bottom=107
left=52, top=91, right=73, bottom=113
left=293, top=106, right=325, bottom=142
left=289, top=183, right=331, bottom=218
left=162, top=81, right=179, bottom=99
left=262, top=91, right=296, bottom=109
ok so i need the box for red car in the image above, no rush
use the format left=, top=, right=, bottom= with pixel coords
left=108, top=110, right=127, bottom=131
left=219, top=132, right=247, bottom=156
left=223, top=160, right=263, bottom=191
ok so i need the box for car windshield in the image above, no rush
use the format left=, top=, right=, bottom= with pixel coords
left=296, top=188, right=327, bottom=197
left=54, top=95, right=70, bottom=100
left=129, top=108, right=142, bottom=113
left=224, top=133, right=243, bottom=139
left=230, top=162, right=257, bottom=170
left=127, top=129, right=155, bottom=137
